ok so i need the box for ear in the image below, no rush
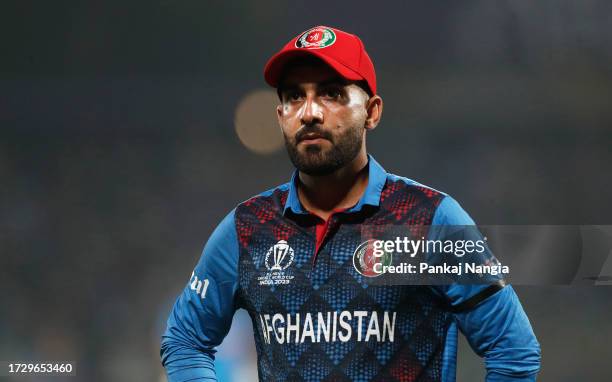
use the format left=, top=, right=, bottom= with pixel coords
left=364, top=95, right=383, bottom=131
left=276, top=103, right=284, bottom=128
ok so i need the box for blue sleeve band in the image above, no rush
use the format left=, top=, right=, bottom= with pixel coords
left=160, top=209, right=240, bottom=382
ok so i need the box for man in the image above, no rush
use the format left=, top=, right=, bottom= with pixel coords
left=160, top=26, right=541, bottom=381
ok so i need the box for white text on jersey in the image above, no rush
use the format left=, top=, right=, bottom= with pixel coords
left=189, top=271, right=209, bottom=299
left=259, top=311, right=396, bottom=344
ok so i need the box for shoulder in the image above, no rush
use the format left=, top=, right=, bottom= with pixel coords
left=233, top=181, right=291, bottom=219
left=385, top=172, right=448, bottom=198
left=382, top=172, right=447, bottom=208
left=383, top=173, right=475, bottom=225
left=239, top=182, right=291, bottom=204
left=203, top=180, right=290, bottom=247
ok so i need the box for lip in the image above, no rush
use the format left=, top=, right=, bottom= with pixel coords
left=299, top=137, right=328, bottom=145
left=298, top=132, right=329, bottom=145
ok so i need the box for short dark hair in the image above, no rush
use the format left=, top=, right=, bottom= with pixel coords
left=276, top=55, right=373, bottom=100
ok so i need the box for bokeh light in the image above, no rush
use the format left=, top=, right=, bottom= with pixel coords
left=234, top=89, right=284, bottom=154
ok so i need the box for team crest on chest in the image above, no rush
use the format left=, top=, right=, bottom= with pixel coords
left=258, top=240, right=295, bottom=286
left=295, top=27, right=336, bottom=49
left=353, top=240, right=393, bottom=278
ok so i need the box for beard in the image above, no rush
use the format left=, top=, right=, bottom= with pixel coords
left=284, top=124, right=364, bottom=176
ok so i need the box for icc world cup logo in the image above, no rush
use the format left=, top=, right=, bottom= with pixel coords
left=265, top=240, right=295, bottom=271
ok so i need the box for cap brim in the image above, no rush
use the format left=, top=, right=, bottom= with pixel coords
left=264, top=49, right=364, bottom=88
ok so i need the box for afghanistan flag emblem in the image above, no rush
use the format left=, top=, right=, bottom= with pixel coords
left=353, top=240, right=393, bottom=278
left=295, top=27, right=336, bottom=49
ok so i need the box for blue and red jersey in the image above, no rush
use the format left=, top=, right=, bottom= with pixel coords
left=160, top=155, right=540, bottom=381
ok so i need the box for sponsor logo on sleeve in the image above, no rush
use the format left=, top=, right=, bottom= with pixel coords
left=189, top=271, right=210, bottom=299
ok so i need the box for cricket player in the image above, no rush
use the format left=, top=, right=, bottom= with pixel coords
left=160, top=26, right=541, bottom=381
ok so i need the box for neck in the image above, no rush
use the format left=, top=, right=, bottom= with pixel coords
left=297, top=151, right=369, bottom=221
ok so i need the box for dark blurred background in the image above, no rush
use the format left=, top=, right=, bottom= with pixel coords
left=1, top=1, right=611, bottom=381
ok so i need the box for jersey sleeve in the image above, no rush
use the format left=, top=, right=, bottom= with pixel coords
left=160, top=209, right=240, bottom=382
left=429, top=196, right=541, bottom=381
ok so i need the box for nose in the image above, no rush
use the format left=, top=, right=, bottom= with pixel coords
left=300, top=96, right=324, bottom=126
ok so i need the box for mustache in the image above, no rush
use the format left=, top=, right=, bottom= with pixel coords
left=295, top=125, right=333, bottom=143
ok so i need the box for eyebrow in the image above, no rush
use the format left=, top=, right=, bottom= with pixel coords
left=279, top=78, right=348, bottom=93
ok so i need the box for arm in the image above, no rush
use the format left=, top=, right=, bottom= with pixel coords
left=454, top=285, right=541, bottom=381
left=431, top=196, right=541, bottom=381
left=160, top=210, right=240, bottom=382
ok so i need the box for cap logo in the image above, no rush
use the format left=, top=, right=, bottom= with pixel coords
left=295, top=27, right=336, bottom=49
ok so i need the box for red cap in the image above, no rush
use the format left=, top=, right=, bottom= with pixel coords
left=264, top=26, right=377, bottom=95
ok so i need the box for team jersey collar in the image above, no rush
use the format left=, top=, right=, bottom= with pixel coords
left=283, top=154, right=387, bottom=215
